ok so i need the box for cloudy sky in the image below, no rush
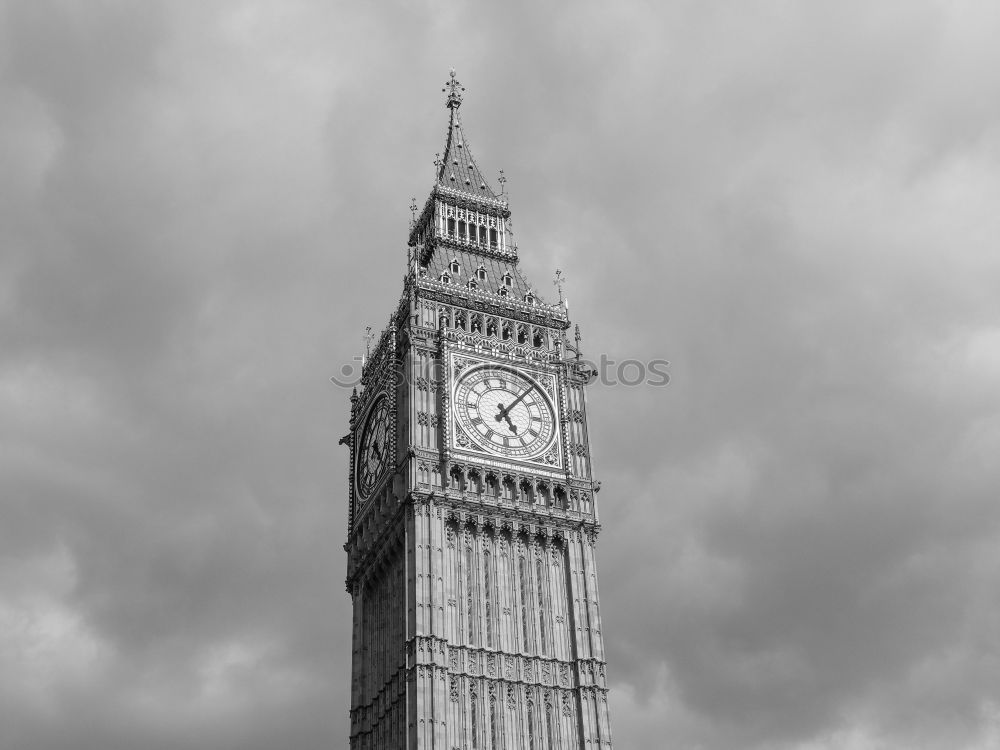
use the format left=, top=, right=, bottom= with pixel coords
left=3, top=1, right=1000, bottom=748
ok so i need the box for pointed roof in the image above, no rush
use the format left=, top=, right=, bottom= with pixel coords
left=435, top=70, right=500, bottom=202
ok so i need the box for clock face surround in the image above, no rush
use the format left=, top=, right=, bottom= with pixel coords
left=453, top=361, right=558, bottom=461
left=356, top=395, right=391, bottom=500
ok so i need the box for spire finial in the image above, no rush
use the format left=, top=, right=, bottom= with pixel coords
left=443, top=69, right=464, bottom=109
left=364, top=326, right=374, bottom=360
left=498, top=169, right=506, bottom=197
left=553, top=269, right=566, bottom=304
left=409, top=197, right=418, bottom=225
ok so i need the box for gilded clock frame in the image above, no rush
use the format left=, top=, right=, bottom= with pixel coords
left=449, top=352, right=563, bottom=469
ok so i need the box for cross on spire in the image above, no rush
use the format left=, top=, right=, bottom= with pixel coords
left=443, top=69, right=464, bottom=109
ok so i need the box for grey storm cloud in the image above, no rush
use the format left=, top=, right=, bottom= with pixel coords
left=2, top=1, right=1000, bottom=749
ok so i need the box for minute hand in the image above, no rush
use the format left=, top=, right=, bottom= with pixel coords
left=496, top=386, right=534, bottom=421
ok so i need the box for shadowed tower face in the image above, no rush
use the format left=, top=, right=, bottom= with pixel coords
left=345, top=71, right=614, bottom=750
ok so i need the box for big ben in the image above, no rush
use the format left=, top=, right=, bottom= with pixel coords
left=344, top=71, right=614, bottom=750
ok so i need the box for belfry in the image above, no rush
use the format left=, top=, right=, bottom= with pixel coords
left=345, top=71, right=614, bottom=750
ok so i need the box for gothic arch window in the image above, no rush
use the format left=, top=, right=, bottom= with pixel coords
left=468, top=468, right=482, bottom=495
left=470, top=690, right=478, bottom=748
left=524, top=292, right=535, bottom=304
left=502, top=272, right=513, bottom=287
left=471, top=313, right=483, bottom=334
left=532, top=329, right=544, bottom=348
left=490, top=695, right=499, bottom=749
left=468, top=280, right=477, bottom=290
left=455, top=311, right=467, bottom=331
left=485, top=318, right=497, bottom=337
left=450, top=259, right=461, bottom=275
left=489, top=227, right=498, bottom=247
left=501, top=322, right=512, bottom=341
left=466, top=545, right=476, bottom=644
left=554, top=486, right=567, bottom=509
left=519, top=478, right=533, bottom=503
left=537, top=483, right=551, bottom=506
left=519, top=556, right=531, bottom=652
left=440, top=271, right=451, bottom=284
left=485, top=472, right=499, bottom=497
left=498, top=286, right=508, bottom=297
left=502, top=475, right=515, bottom=501
left=479, top=225, right=487, bottom=245
left=447, top=217, right=456, bottom=236
left=458, top=220, right=467, bottom=240
left=484, top=550, right=494, bottom=647
left=451, top=465, right=466, bottom=491
left=546, top=703, right=556, bottom=750
left=517, top=325, right=528, bottom=345
left=476, top=265, right=487, bottom=281
left=536, top=557, right=547, bottom=655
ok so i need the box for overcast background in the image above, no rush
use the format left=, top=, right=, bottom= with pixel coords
left=3, top=1, right=1000, bottom=748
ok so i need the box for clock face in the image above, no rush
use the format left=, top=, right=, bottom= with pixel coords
left=454, top=364, right=557, bottom=459
left=356, top=396, right=391, bottom=500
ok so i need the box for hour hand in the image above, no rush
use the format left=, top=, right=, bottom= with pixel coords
left=494, top=404, right=518, bottom=433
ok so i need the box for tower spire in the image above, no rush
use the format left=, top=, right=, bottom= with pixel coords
left=434, top=70, right=500, bottom=202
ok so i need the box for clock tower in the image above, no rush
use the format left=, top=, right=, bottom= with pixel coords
left=344, top=71, right=614, bottom=750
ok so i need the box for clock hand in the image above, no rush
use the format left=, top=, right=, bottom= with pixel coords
left=496, top=385, right=534, bottom=421
left=494, top=404, right=518, bottom=433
